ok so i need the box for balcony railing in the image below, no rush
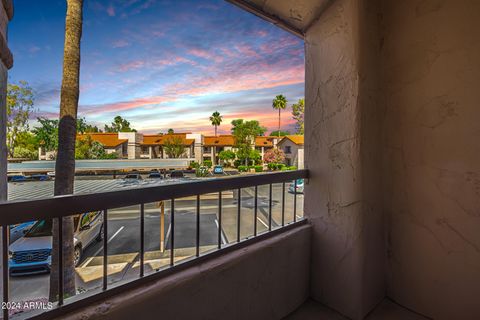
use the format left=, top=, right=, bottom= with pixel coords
left=0, top=170, right=308, bottom=319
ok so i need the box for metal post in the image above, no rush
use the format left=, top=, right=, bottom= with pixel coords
left=237, top=188, right=241, bottom=242
left=2, top=225, right=9, bottom=320
left=196, top=195, right=200, bottom=257
left=170, top=199, right=175, bottom=267
left=269, top=184, right=272, bottom=231
left=140, top=204, right=145, bottom=277
left=58, top=218, right=63, bottom=306
left=218, top=191, right=222, bottom=249
left=254, top=185, right=258, bottom=236
left=282, top=182, right=285, bottom=227
left=103, top=209, right=108, bottom=291
left=294, top=180, right=297, bottom=222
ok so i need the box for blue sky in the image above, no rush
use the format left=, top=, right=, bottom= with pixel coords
left=9, top=0, right=305, bottom=134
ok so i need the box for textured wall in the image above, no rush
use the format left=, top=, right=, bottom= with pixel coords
left=381, top=1, right=480, bottom=318
left=304, top=0, right=385, bottom=319
left=60, top=225, right=311, bottom=320
left=0, top=0, right=13, bottom=202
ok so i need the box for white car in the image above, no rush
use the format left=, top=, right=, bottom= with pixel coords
left=289, top=179, right=305, bottom=194
left=9, top=211, right=103, bottom=276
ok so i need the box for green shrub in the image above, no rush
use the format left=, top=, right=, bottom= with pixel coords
left=267, top=163, right=277, bottom=170
left=281, top=166, right=289, bottom=171
left=190, top=161, right=200, bottom=169
left=238, top=165, right=248, bottom=172
left=288, top=166, right=297, bottom=171
left=254, top=165, right=263, bottom=172
left=276, top=163, right=286, bottom=170
left=234, top=159, right=242, bottom=168
left=203, top=160, right=212, bottom=168
left=13, top=147, right=38, bottom=160
left=195, top=166, right=209, bottom=177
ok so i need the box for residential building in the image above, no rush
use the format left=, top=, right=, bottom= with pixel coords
left=277, top=135, right=304, bottom=168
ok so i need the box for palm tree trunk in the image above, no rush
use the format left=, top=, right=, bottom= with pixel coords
left=215, top=125, right=217, bottom=137
left=278, top=109, right=281, bottom=137
left=50, top=0, right=83, bottom=302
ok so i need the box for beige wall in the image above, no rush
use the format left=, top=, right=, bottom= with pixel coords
left=382, top=1, right=480, bottom=318
left=60, top=225, right=311, bottom=320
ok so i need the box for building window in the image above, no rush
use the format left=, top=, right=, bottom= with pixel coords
left=141, top=146, right=149, bottom=154
left=285, top=146, right=292, bottom=154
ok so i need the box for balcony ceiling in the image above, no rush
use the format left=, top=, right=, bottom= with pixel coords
left=227, top=0, right=332, bottom=37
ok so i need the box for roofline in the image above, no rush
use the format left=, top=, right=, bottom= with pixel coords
left=225, top=0, right=304, bottom=39
left=278, top=136, right=304, bottom=146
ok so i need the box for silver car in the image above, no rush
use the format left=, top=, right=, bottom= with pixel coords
left=9, top=211, right=103, bottom=276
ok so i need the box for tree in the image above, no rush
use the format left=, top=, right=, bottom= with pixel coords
left=76, top=117, right=101, bottom=133
left=75, top=135, right=111, bottom=159
left=231, top=119, right=266, bottom=165
left=269, top=130, right=290, bottom=137
left=13, top=131, right=38, bottom=160
left=6, top=81, right=35, bottom=158
left=264, top=148, right=286, bottom=164
left=167, top=128, right=174, bottom=134
left=218, top=149, right=235, bottom=166
left=104, top=115, right=136, bottom=132
left=163, top=136, right=186, bottom=158
left=33, top=118, right=59, bottom=153
left=272, top=94, right=287, bottom=138
left=50, top=0, right=84, bottom=302
left=209, top=111, right=222, bottom=136
left=292, top=98, right=304, bottom=134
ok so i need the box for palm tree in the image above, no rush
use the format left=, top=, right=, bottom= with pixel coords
left=50, top=0, right=84, bottom=302
left=272, top=95, right=287, bottom=138
left=209, top=111, right=223, bottom=136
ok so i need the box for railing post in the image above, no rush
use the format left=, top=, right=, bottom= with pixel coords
left=254, top=185, right=258, bottom=236
left=170, top=199, right=175, bottom=267
left=218, top=191, right=222, bottom=249
left=196, top=195, right=200, bottom=257
left=268, top=184, right=272, bottom=231
left=294, top=180, right=297, bottom=222
left=237, top=188, right=241, bottom=242
left=2, top=225, right=9, bottom=320
left=282, top=182, right=285, bottom=227
left=58, top=218, right=64, bottom=306
left=140, top=204, right=145, bottom=277
left=103, top=209, right=108, bottom=291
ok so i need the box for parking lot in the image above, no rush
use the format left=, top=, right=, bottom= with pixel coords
left=2, top=181, right=303, bottom=308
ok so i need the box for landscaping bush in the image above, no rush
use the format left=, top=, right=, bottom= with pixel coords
left=195, top=166, right=209, bottom=177
left=254, top=165, right=263, bottom=172
left=203, top=160, right=212, bottom=168
left=13, top=147, right=38, bottom=160
left=234, top=159, right=242, bottom=168
left=276, top=163, right=286, bottom=170
left=288, top=166, right=297, bottom=170
left=190, top=161, right=200, bottom=169
left=281, top=166, right=289, bottom=171
left=267, top=163, right=277, bottom=170
left=238, top=165, right=248, bottom=172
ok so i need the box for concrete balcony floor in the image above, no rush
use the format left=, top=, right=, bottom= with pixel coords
left=285, top=299, right=430, bottom=320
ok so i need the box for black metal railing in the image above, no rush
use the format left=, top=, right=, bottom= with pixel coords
left=0, top=169, right=308, bottom=319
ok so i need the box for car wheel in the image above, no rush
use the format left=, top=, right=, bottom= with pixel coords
left=74, top=245, right=82, bottom=267
left=96, top=224, right=104, bottom=242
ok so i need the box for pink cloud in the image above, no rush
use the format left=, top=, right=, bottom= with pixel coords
left=188, top=48, right=223, bottom=63
left=112, top=39, right=130, bottom=48
left=106, top=4, right=116, bottom=17
left=118, top=60, right=145, bottom=72
left=234, top=44, right=258, bottom=58
left=80, top=96, right=178, bottom=115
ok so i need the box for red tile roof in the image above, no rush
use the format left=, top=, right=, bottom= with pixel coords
left=142, top=134, right=194, bottom=146
left=77, top=133, right=127, bottom=148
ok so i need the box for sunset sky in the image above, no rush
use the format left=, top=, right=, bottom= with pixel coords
left=9, top=0, right=305, bottom=135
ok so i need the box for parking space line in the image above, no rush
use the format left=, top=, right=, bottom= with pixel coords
left=257, top=217, right=268, bottom=228
left=80, top=226, right=125, bottom=268
left=214, top=219, right=227, bottom=244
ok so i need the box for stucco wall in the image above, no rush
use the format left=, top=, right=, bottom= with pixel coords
left=381, top=1, right=480, bottom=318
left=0, top=0, right=13, bottom=202
left=304, top=0, right=385, bottom=319
left=60, top=224, right=311, bottom=320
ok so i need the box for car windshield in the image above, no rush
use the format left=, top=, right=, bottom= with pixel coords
left=25, top=219, right=52, bottom=237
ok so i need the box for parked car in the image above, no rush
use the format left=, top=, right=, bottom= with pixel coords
left=213, top=165, right=224, bottom=174
left=8, top=211, right=103, bottom=276
left=148, top=172, right=162, bottom=179
left=289, top=179, right=304, bottom=194
left=7, top=175, right=27, bottom=183
left=170, top=170, right=184, bottom=178
left=124, top=173, right=142, bottom=180
left=30, top=174, right=50, bottom=181
left=9, top=221, right=36, bottom=244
